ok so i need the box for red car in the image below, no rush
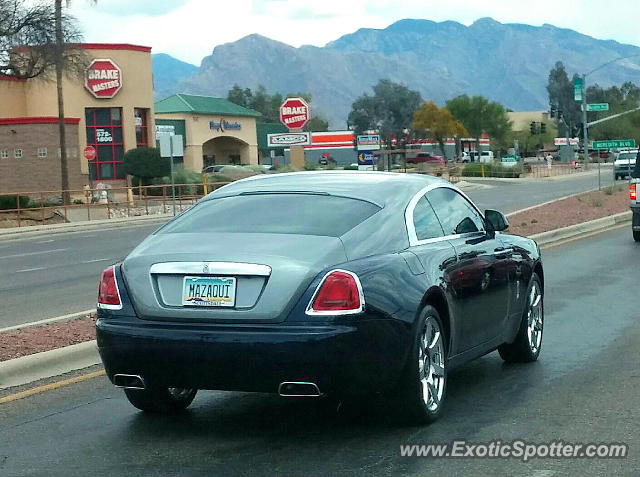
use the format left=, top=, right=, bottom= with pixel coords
left=406, top=152, right=446, bottom=165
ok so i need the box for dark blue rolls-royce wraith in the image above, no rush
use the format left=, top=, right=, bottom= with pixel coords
left=96, top=171, right=543, bottom=424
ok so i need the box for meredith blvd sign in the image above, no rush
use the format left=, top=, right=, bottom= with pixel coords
left=592, top=139, right=637, bottom=149
left=586, top=103, right=610, bottom=112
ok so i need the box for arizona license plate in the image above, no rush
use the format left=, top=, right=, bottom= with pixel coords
left=182, top=276, right=236, bottom=307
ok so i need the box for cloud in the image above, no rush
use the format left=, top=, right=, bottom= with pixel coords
left=68, top=0, right=640, bottom=64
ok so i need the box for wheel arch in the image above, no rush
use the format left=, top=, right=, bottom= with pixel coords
left=533, top=261, right=544, bottom=291
left=419, top=287, right=452, bottom=354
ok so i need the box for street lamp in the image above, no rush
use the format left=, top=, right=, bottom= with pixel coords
left=580, top=53, right=640, bottom=170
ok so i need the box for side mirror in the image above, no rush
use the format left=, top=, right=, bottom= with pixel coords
left=485, top=209, right=509, bottom=233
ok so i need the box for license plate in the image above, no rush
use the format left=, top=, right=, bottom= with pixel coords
left=182, top=276, right=236, bottom=307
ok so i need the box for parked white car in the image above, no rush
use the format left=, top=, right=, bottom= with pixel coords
left=469, top=151, right=495, bottom=163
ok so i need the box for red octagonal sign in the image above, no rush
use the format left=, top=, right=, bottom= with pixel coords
left=279, top=97, right=310, bottom=131
left=85, top=59, right=122, bottom=99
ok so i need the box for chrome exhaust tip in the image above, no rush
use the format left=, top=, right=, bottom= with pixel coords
left=278, top=382, right=322, bottom=397
left=113, top=374, right=146, bottom=390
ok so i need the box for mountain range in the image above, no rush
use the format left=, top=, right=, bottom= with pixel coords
left=152, top=18, right=640, bottom=127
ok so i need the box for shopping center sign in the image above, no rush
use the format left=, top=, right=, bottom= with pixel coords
left=85, top=59, right=122, bottom=99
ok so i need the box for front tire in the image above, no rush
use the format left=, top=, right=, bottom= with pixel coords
left=633, top=230, right=640, bottom=242
left=499, top=274, right=543, bottom=363
left=396, top=305, right=447, bottom=424
left=124, top=387, right=197, bottom=413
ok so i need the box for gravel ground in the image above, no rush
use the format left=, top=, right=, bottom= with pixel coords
left=0, top=315, right=95, bottom=361
left=508, top=185, right=628, bottom=236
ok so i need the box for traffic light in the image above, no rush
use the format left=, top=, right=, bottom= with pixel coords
left=540, top=122, right=547, bottom=134
left=550, top=105, right=557, bottom=119
left=530, top=121, right=538, bottom=135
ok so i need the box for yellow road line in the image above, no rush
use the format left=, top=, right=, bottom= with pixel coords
left=0, top=370, right=106, bottom=405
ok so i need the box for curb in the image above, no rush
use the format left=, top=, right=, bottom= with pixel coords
left=0, top=214, right=172, bottom=240
left=531, top=211, right=631, bottom=247
left=0, top=340, right=100, bottom=390
left=0, top=309, right=95, bottom=334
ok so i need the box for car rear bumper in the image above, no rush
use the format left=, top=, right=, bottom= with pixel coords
left=96, top=316, right=409, bottom=396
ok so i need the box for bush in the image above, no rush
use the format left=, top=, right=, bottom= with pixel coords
left=0, top=195, right=31, bottom=210
left=461, top=162, right=523, bottom=178
left=276, top=166, right=295, bottom=173
left=123, top=147, right=170, bottom=185
left=304, top=162, right=318, bottom=171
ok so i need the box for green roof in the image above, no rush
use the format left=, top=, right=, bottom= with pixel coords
left=155, top=94, right=262, bottom=118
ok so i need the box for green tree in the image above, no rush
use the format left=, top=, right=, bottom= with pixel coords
left=547, top=61, right=582, bottom=137
left=304, top=117, right=328, bottom=132
left=122, top=147, right=170, bottom=185
left=413, top=101, right=468, bottom=155
left=347, top=79, right=422, bottom=146
left=446, top=95, right=512, bottom=151
left=585, top=81, right=640, bottom=142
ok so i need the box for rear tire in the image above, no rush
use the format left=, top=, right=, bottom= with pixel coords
left=633, top=230, right=640, bottom=242
left=499, top=274, right=543, bottom=363
left=394, top=305, right=447, bottom=425
left=124, top=387, right=197, bottom=413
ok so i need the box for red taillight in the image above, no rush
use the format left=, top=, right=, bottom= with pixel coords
left=98, top=266, right=122, bottom=309
left=308, top=270, right=363, bottom=315
left=630, top=183, right=637, bottom=201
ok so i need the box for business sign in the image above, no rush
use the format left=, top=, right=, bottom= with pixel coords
left=95, top=128, right=113, bottom=143
left=587, top=103, right=609, bottom=112
left=554, top=137, right=579, bottom=146
left=357, top=135, right=381, bottom=151
left=358, top=150, right=375, bottom=165
left=84, top=59, right=122, bottom=99
left=156, top=125, right=175, bottom=136
left=267, top=132, right=311, bottom=147
left=210, top=119, right=241, bottom=132
left=279, top=97, right=310, bottom=130
left=592, top=139, right=637, bottom=149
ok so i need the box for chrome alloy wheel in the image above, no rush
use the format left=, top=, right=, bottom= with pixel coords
left=526, top=281, right=543, bottom=354
left=418, top=317, right=445, bottom=411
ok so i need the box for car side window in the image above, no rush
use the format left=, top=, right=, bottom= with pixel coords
left=413, top=196, right=445, bottom=240
left=426, top=187, right=485, bottom=236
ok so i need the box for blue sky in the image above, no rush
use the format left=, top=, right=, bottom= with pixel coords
left=69, top=0, right=640, bottom=64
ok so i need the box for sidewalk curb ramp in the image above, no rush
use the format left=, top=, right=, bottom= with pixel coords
left=0, top=210, right=633, bottom=394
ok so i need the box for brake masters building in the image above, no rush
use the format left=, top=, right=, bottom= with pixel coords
left=0, top=43, right=155, bottom=194
left=155, top=94, right=261, bottom=171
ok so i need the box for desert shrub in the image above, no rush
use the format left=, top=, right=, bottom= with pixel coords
left=0, top=195, right=31, bottom=210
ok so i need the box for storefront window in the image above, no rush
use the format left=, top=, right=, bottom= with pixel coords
left=134, top=108, right=149, bottom=147
left=85, top=107, right=125, bottom=180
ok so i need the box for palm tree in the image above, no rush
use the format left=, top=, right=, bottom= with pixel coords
left=55, top=0, right=96, bottom=204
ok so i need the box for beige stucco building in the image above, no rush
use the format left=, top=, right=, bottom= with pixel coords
left=155, top=94, right=260, bottom=171
left=0, top=43, right=155, bottom=193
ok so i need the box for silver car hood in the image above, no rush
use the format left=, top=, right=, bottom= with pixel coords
left=122, top=232, right=347, bottom=323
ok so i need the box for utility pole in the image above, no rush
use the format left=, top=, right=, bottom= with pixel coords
left=582, top=73, right=589, bottom=171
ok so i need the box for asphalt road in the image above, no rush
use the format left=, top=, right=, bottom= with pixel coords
left=0, top=226, right=637, bottom=477
left=0, top=170, right=613, bottom=327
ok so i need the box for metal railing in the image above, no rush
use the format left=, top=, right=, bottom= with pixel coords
left=0, top=181, right=231, bottom=228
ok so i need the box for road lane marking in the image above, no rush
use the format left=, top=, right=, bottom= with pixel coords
left=0, top=248, right=69, bottom=260
left=16, top=267, right=46, bottom=273
left=0, top=370, right=106, bottom=405
left=36, top=239, right=55, bottom=244
left=81, top=258, right=111, bottom=264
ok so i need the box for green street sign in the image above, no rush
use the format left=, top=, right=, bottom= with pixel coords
left=587, top=103, right=609, bottom=112
left=574, top=77, right=584, bottom=101
left=592, top=139, right=636, bottom=149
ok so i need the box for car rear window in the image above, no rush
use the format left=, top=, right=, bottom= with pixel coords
left=618, top=153, right=636, bottom=160
left=159, top=193, right=381, bottom=237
